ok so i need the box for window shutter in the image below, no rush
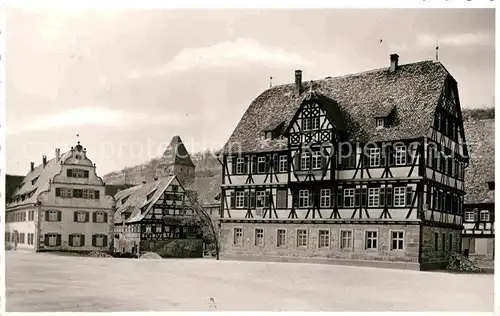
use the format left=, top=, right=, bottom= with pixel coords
left=57, top=211, right=62, bottom=221
left=243, top=157, right=249, bottom=174
left=45, top=210, right=49, bottom=221
left=95, top=191, right=100, bottom=199
left=92, top=235, right=96, bottom=247
left=56, top=234, right=61, bottom=246
left=292, top=190, right=298, bottom=207
left=388, top=147, right=395, bottom=166
left=103, top=212, right=108, bottom=223
left=250, top=190, right=256, bottom=209
left=251, top=156, right=256, bottom=174
left=336, top=187, right=343, bottom=208
left=321, top=155, right=327, bottom=169
left=293, top=154, right=299, bottom=171
left=67, top=169, right=72, bottom=177
left=103, top=235, right=108, bottom=247
left=92, top=212, right=97, bottom=223
left=80, top=235, right=85, bottom=246
left=273, top=154, right=279, bottom=171
left=362, top=153, right=369, bottom=167
left=231, top=157, right=236, bottom=174
left=379, top=187, right=386, bottom=207
left=85, top=212, right=90, bottom=222
left=244, top=191, right=249, bottom=208
left=55, top=188, right=61, bottom=197
left=69, top=235, right=73, bottom=246
left=380, top=147, right=387, bottom=167
left=265, top=191, right=270, bottom=207
left=84, top=170, right=89, bottom=178
left=386, top=187, right=393, bottom=207
left=406, top=186, right=413, bottom=207
left=74, top=211, right=78, bottom=222
left=354, top=188, right=360, bottom=207
left=230, top=192, right=235, bottom=208
left=361, top=187, right=367, bottom=207
left=44, top=234, right=49, bottom=246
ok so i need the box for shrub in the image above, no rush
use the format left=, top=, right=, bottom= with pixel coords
left=447, top=253, right=481, bottom=272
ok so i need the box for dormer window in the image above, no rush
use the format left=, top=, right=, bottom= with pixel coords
left=264, top=131, right=272, bottom=139
left=488, top=181, right=495, bottom=191
left=376, top=118, right=385, bottom=129
left=31, top=177, right=39, bottom=185
left=146, top=190, right=156, bottom=201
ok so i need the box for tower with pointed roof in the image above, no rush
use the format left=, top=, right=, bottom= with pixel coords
left=155, top=136, right=196, bottom=187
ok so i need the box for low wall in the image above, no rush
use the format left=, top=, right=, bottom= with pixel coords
left=140, top=239, right=203, bottom=258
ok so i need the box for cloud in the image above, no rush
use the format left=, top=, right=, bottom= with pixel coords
left=418, top=32, right=494, bottom=47
left=127, top=38, right=313, bottom=79
left=6, top=106, right=192, bottom=135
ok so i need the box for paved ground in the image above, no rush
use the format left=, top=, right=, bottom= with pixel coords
left=5, top=251, right=494, bottom=312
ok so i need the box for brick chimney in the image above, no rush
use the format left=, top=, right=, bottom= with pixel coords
left=55, top=148, right=60, bottom=161
left=42, top=155, right=47, bottom=167
left=390, top=54, right=399, bottom=72
left=30, top=162, right=34, bottom=172
left=295, top=70, right=302, bottom=95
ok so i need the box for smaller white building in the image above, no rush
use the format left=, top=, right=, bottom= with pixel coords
left=5, top=142, right=115, bottom=252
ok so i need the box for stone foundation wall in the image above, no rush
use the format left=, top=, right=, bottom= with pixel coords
left=220, top=222, right=420, bottom=264
left=139, top=239, right=203, bottom=258
left=420, top=225, right=462, bottom=270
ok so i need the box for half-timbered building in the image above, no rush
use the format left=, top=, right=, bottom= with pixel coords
left=462, top=117, right=494, bottom=268
left=217, top=54, right=469, bottom=270
left=5, top=142, right=115, bottom=252
left=112, top=136, right=203, bottom=257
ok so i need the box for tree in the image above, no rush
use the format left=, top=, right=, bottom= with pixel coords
left=180, top=192, right=220, bottom=260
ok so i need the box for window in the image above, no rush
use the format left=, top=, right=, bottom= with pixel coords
left=376, top=118, right=385, bottom=128
left=312, top=151, right=322, bottom=170
left=299, top=190, right=310, bottom=208
left=464, top=210, right=475, bottom=221
left=279, top=155, right=288, bottom=173
left=236, top=158, right=245, bottom=174
left=302, top=118, right=311, bottom=131
left=234, top=228, right=243, bottom=245
left=277, top=229, right=286, bottom=247
left=256, top=190, right=266, bottom=208
left=393, top=187, right=406, bottom=207
left=344, top=188, right=355, bottom=207
left=255, top=228, right=264, bottom=246
left=276, top=189, right=287, bottom=209
left=368, top=188, right=379, bottom=207
left=257, top=157, right=266, bottom=173
left=69, top=169, right=89, bottom=178
left=19, top=233, right=25, bottom=244
left=235, top=191, right=245, bottom=208
left=318, top=230, right=330, bottom=248
left=311, top=117, right=320, bottom=130
left=48, top=210, right=59, bottom=222
left=442, top=233, right=446, bottom=251
left=71, top=235, right=82, bottom=247
left=83, top=189, right=95, bottom=199
left=31, top=176, right=39, bottom=185
left=301, top=152, right=311, bottom=170
left=434, top=233, right=439, bottom=251
left=395, top=145, right=407, bottom=165
left=320, top=189, right=331, bottom=207
left=391, top=231, right=404, bottom=250
left=47, top=234, right=58, bottom=246
left=449, top=234, right=453, bottom=251
left=95, top=235, right=104, bottom=247
left=365, top=231, right=378, bottom=249
left=369, top=148, right=380, bottom=167
left=145, top=225, right=152, bottom=233
left=296, top=229, right=307, bottom=247
left=480, top=210, right=490, bottom=221
left=60, top=188, right=72, bottom=198
left=95, top=212, right=106, bottom=223
left=340, top=230, right=352, bottom=249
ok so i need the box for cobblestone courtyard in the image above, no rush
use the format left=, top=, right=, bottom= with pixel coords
left=5, top=251, right=494, bottom=312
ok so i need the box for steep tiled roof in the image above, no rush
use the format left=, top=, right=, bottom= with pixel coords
left=7, top=151, right=72, bottom=208
left=157, top=135, right=195, bottom=167
left=113, top=176, right=176, bottom=224
left=463, top=118, right=495, bottom=204
left=221, top=60, right=449, bottom=154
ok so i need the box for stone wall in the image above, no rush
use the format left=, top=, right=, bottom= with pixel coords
left=140, top=239, right=203, bottom=258
left=220, top=222, right=420, bottom=264
left=420, top=225, right=462, bottom=270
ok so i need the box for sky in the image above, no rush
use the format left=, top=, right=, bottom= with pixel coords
left=5, top=8, right=495, bottom=176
